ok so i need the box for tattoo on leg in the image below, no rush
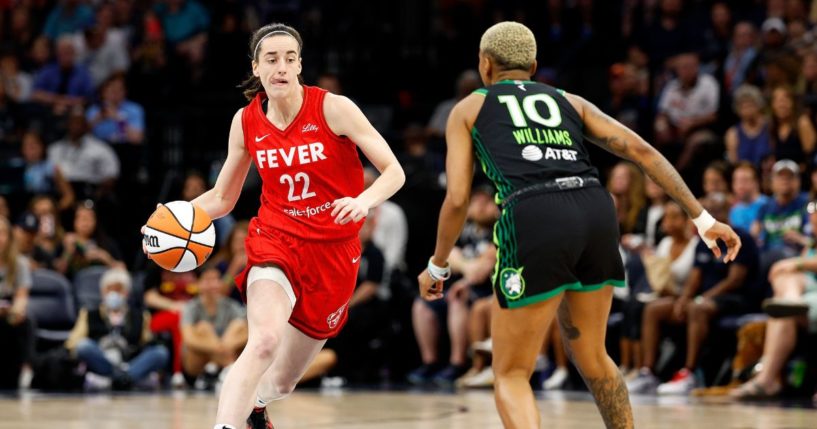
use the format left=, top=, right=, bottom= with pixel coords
left=558, top=301, right=581, bottom=341
left=584, top=372, right=633, bottom=429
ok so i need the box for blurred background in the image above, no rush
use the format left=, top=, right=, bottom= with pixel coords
left=0, top=0, right=816, bottom=405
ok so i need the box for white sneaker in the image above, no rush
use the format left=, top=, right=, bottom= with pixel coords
left=656, top=368, right=697, bottom=395
left=171, top=372, right=187, bottom=389
left=84, top=373, right=112, bottom=391
left=474, top=339, right=493, bottom=354
left=18, top=366, right=33, bottom=390
left=462, top=367, right=495, bottom=388
left=626, top=368, right=659, bottom=394
left=543, top=367, right=569, bottom=390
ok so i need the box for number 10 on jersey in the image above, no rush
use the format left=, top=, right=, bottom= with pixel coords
left=280, top=172, right=316, bottom=201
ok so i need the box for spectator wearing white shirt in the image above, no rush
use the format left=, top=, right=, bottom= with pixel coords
left=655, top=52, right=720, bottom=172
left=47, top=109, right=120, bottom=200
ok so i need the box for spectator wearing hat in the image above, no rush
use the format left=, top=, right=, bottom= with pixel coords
left=752, top=159, right=809, bottom=269
left=65, top=268, right=169, bottom=391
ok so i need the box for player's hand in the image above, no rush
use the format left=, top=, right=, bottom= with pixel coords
left=701, top=221, right=741, bottom=262
left=331, top=197, right=368, bottom=225
left=418, top=269, right=444, bottom=301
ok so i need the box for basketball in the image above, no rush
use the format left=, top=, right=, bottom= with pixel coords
left=143, top=201, right=216, bottom=272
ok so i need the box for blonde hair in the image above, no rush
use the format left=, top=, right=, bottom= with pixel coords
left=479, top=21, right=536, bottom=71
left=0, top=217, right=19, bottom=290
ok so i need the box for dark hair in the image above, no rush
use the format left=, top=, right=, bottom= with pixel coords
left=733, top=161, right=759, bottom=181
left=240, top=23, right=304, bottom=101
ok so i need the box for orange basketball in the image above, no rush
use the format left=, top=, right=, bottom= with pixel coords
left=143, top=201, right=216, bottom=272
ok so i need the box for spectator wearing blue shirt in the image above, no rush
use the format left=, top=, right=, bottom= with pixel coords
left=20, top=131, right=75, bottom=210
left=752, top=160, right=809, bottom=272
left=730, top=162, right=769, bottom=232
left=154, top=0, right=209, bottom=68
left=86, top=74, right=144, bottom=145
left=31, top=36, right=93, bottom=116
left=42, top=0, right=94, bottom=40
left=653, top=194, right=759, bottom=396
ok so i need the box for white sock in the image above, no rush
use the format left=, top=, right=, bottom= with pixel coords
left=255, top=396, right=267, bottom=409
left=214, top=425, right=236, bottom=429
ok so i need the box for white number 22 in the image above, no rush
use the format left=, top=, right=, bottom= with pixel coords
left=280, top=172, right=316, bottom=201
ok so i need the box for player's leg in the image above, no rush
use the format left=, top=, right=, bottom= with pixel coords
left=560, top=287, right=633, bottom=429
left=491, top=295, right=562, bottom=429
left=255, top=323, right=326, bottom=403
left=214, top=278, right=294, bottom=428
left=221, top=319, right=249, bottom=361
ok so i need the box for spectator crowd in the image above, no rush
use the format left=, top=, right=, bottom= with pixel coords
left=0, top=0, right=817, bottom=406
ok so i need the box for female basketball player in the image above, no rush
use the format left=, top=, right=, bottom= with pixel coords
left=175, top=23, right=403, bottom=429
left=418, top=22, right=741, bottom=429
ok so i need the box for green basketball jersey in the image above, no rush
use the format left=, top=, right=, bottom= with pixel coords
left=471, top=80, right=598, bottom=202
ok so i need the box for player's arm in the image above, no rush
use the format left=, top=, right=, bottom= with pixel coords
left=565, top=93, right=742, bottom=262
left=191, top=109, right=253, bottom=220
left=419, top=94, right=479, bottom=300
left=323, top=94, right=405, bottom=224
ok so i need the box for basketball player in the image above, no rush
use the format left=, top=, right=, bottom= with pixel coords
left=167, top=23, right=403, bottom=429
left=418, top=22, right=741, bottom=429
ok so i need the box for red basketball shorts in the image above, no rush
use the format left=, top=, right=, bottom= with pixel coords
left=235, top=217, right=361, bottom=339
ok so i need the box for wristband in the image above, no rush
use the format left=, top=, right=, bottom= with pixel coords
left=427, top=257, right=451, bottom=281
left=692, top=210, right=717, bottom=248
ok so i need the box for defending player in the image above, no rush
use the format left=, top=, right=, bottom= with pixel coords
left=186, top=23, right=404, bottom=429
left=418, top=22, right=740, bottom=429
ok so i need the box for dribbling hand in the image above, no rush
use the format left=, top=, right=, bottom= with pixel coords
left=331, top=197, right=368, bottom=225
left=701, top=221, right=742, bottom=262
left=417, top=269, right=444, bottom=301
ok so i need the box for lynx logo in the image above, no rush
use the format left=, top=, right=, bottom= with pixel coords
left=143, top=234, right=159, bottom=247
left=327, top=302, right=348, bottom=329
left=499, top=267, right=526, bottom=300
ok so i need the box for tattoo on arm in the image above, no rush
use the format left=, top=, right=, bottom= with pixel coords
left=585, top=101, right=701, bottom=218
left=585, top=373, right=634, bottom=429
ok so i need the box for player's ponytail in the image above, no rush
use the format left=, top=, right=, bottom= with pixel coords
left=240, top=23, right=304, bottom=101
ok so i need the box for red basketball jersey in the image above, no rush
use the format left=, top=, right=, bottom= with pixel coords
left=242, top=86, right=364, bottom=241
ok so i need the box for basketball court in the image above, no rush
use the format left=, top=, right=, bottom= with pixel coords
left=2, top=389, right=815, bottom=428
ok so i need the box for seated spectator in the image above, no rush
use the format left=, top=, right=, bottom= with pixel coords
left=181, top=171, right=234, bottom=245
left=55, top=200, right=124, bottom=278
left=86, top=73, right=144, bottom=145
left=209, top=220, right=248, bottom=298
left=42, top=0, right=94, bottom=40
left=47, top=110, right=120, bottom=201
left=654, top=52, right=720, bottom=172
left=20, top=131, right=75, bottom=210
left=653, top=194, right=759, bottom=395
left=604, top=62, right=649, bottom=135
left=730, top=162, right=769, bottom=233
left=143, top=265, right=199, bottom=388
left=752, top=160, right=809, bottom=266
left=626, top=201, right=699, bottom=394
left=725, top=85, right=771, bottom=166
left=325, top=215, right=386, bottom=382
left=607, top=161, right=646, bottom=235
left=180, top=267, right=247, bottom=389
left=73, top=24, right=129, bottom=88
left=0, top=216, right=35, bottom=389
left=731, top=199, right=817, bottom=400
left=0, top=75, right=21, bottom=144
left=457, top=295, right=495, bottom=388
left=621, top=177, right=666, bottom=253
left=427, top=70, right=481, bottom=139
left=64, top=268, right=169, bottom=391
left=154, top=0, right=210, bottom=67
left=28, top=195, right=64, bottom=270
left=12, top=212, right=38, bottom=267
left=0, top=53, right=32, bottom=104
left=364, top=167, right=408, bottom=275
left=408, top=186, right=497, bottom=386
left=31, top=36, right=93, bottom=116
left=702, top=161, right=733, bottom=200
left=770, top=86, right=816, bottom=167
left=723, top=23, right=759, bottom=95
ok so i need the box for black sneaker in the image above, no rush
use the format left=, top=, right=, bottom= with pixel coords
left=432, top=364, right=470, bottom=387
left=246, top=407, right=273, bottom=429
left=407, top=363, right=442, bottom=385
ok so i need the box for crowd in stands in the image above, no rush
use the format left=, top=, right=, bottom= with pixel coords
left=1, top=0, right=817, bottom=406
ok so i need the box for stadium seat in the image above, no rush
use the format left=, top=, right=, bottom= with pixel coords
left=74, top=266, right=108, bottom=309
left=28, top=269, right=77, bottom=342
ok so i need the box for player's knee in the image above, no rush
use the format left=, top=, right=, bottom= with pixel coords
left=571, top=348, right=610, bottom=378
left=248, top=333, right=280, bottom=362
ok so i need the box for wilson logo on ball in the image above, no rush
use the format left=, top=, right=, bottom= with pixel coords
left=143, top=234, right=159, bottom=247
